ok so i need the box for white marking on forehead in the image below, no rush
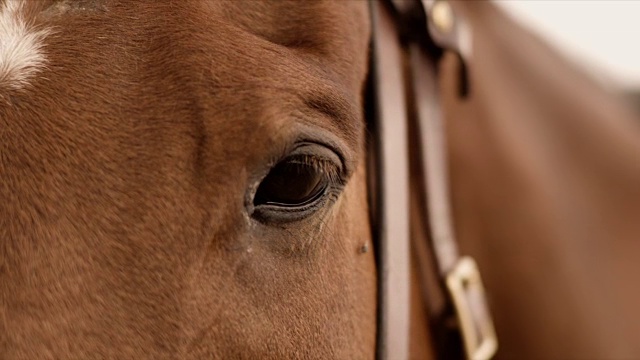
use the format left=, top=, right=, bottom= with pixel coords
left=0, top=0, right=51, bottom=90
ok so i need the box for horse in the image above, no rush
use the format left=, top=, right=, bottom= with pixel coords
left=2, top=0, right=640, bottom=359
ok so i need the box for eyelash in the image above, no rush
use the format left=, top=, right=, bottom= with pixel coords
left=283, top=154, right=343, bottom=186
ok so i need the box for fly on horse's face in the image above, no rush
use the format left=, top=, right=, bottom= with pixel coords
left=0, top=0, right=376, bottom=358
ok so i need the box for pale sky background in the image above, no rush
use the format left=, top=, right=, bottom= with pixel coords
left=494, top=0, right=640, bottom=90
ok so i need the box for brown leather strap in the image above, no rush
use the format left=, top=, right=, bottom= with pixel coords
left=409, top=41, right=498, bottom=360
left=370, top=2, right=411, bottom=359
left=371, top=1, right=498, bottom=359
left=409, top=42, right=459, bottom=275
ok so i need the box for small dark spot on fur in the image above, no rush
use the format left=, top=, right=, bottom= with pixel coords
left=359, top=243, right=369, bottom=254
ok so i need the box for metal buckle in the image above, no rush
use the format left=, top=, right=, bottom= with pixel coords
left=446, top=257, right=498, bottom=360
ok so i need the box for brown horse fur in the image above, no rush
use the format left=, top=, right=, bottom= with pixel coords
left=4, top=1, right=640, bottom=359
left=0, top=1, right=377, bottom=358
left=446, top=2, right=640, bottom=358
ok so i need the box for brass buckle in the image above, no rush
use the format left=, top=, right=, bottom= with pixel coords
left=446, top=257, right=498, bottom=360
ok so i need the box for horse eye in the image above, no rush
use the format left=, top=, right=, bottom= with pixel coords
left=253, top=157, right=328, bottom=208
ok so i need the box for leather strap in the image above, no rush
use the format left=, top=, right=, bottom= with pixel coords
left=370, top=2, right=411, bottom=359
left=409, top=42, right=459, bottom=275
left=371, top=1, right=498, bottom=359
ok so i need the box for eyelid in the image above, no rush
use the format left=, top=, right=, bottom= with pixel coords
left=284, top=154, right=343, bottom=187
left=291, top=123, right=353, bottom=178
left=287, top=142, right=345, bottom=183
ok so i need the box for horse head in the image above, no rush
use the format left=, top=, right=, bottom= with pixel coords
left=4, top=1, right=640, bottom=359
left=1, top=1, right=376, bottom=358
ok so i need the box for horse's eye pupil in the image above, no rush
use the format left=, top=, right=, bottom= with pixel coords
left=254, top=159, right=327, bottom=207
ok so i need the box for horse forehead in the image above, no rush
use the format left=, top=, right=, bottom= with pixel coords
left=0, top=0, right=104, bottom=91
left=2, top=0, right=370, bottom=133
left=0, top=0, right=51, bottom=90
left=5, top=0, right=370, bottom=78
left=172, top=0, right=371, bottom=102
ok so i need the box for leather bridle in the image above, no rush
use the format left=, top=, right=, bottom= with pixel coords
left=368, top=1, right=498, bottom=359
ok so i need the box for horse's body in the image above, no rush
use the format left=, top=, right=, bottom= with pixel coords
left=3, top=1, right=640, bottom=359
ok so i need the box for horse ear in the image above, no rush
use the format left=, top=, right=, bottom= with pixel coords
left=444, top=1, right=640, bottom=358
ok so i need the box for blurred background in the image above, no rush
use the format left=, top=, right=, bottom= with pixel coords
left=494, top=0, right=640, bottom=111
